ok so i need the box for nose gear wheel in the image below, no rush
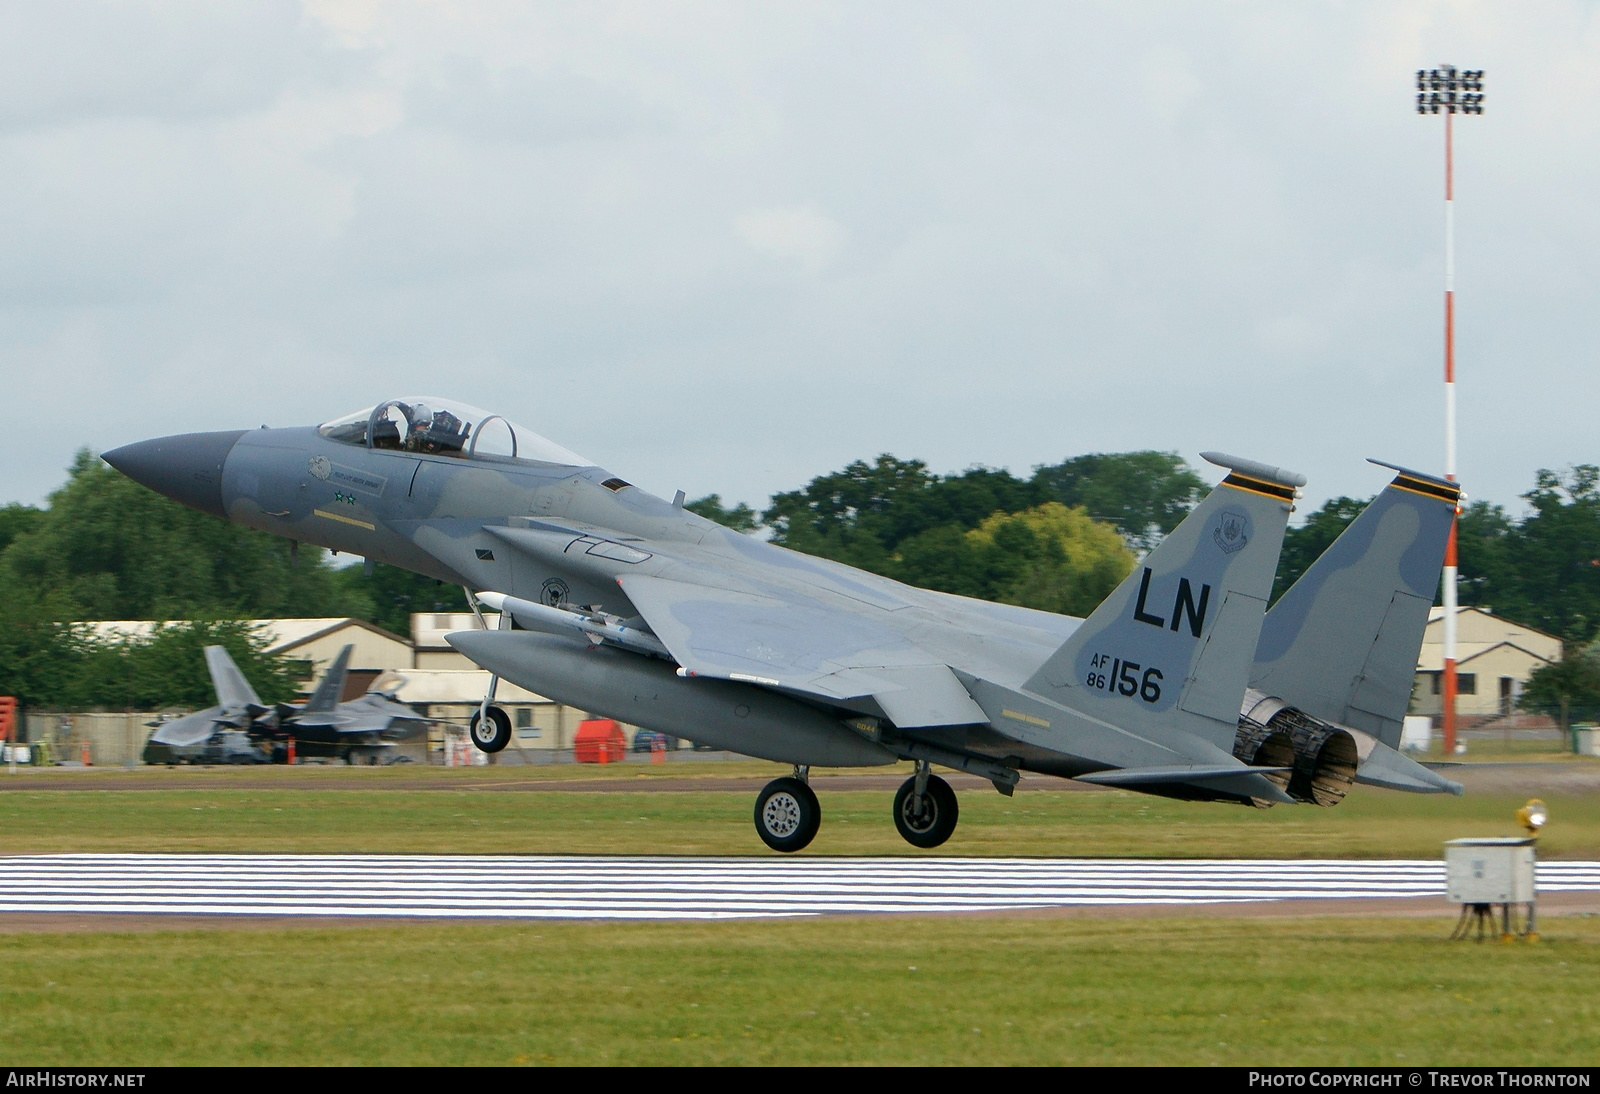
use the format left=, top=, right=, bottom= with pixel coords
left=469, top=706, right=511, bottom=753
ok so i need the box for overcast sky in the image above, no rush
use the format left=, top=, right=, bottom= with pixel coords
left=3, top=1, right=1597, bottom=522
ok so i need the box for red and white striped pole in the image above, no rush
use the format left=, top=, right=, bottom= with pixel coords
left=1443, top=105, right=1459, bottom=757
left=1418, top=66, right=1484, bottom=756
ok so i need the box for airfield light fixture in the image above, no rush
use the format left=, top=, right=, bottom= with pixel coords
left=1415, top=67, right=1486, bottom=115
left=1517, top=798, right=1547, bottom=837
left=1415, top=65, right=1485, bottom=760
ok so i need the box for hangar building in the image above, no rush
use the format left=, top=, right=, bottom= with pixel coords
left=1409, top=606, right=1562, bottom=722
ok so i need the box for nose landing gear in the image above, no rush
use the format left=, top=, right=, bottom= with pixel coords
left=469, top=705, right=511, bottom=753
left=893, top=761, right=958, bottom=848
left=468, top=655, right=510, bottom=754
left=754, top=766, right=820, bottom=853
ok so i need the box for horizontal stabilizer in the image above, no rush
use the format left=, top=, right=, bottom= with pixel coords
left=1355, top=740, right=1464, bottom=795
left=147, top=708, right=227, bottom=747
left=1076, top=764, right=1295, bottom=803
left=1077, top=763, right=1289, bottom=785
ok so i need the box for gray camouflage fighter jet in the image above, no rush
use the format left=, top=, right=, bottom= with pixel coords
left=143, top=642, right=425, bottom=765
left=106, top=397, right=1457, bottom=849
left=143, top=645, right=274, bottom=765
left=265, top=642, right=431, bottom=763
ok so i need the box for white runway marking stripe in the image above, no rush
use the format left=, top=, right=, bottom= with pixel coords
left=0, top=856, right=1594, bottom=920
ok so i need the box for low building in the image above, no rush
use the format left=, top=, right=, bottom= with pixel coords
left=259, top=618, right=415, bottom=697
left=1410, top=607, right=1561, bottom=721
left=84, top=618, right=414, bottom=700
left=411, top=612, right=499, bottom=670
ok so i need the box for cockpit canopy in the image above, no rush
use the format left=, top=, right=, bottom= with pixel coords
left=318, top=397, right=591, bottom=467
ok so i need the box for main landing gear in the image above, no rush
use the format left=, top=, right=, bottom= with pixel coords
left=750, top=760, right=963, bottom=852
left=754, top=767, right=821, bottom=852
left=893, top=761, right=958, bottom=848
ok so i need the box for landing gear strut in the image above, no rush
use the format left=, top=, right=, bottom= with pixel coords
left=466, top=592, right=512, bottom=756
left=753, top=766, right=820, bottom=853
left=893, top=761, right=958, bottom=848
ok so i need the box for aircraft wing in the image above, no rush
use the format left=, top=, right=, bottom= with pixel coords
left=296, top=694, right=427, bottom=736
left=615, top=574, right=988, bottom=727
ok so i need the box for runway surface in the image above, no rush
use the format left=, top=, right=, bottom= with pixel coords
left=1, top=855, right=1598, bottom=920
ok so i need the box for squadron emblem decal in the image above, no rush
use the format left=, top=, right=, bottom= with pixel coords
left=540, top=578, right=571, bottom=608
left=308, top=455, right=332, bottom=481
left=1213, top=509, right=1250, bottom=554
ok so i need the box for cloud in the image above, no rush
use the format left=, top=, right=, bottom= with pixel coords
left=0, top=1, right=330, bottom=132
left=405, top=58, right=663, bottom=145
left=736, top=205, right=846, bottom=274
left=2, top=1, right=1599, bottom=524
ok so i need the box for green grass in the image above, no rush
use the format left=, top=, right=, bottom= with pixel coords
left=3, top=915, right=1596, bottom=1065
left=3, top=766, right=1596, bottom=1066
left=1422, top=737, right=1585, bottom=762
left=0, top=770, right=1596, bottom=857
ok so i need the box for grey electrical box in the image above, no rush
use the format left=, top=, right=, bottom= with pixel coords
left=1445, top=837, right=1536, bottom=904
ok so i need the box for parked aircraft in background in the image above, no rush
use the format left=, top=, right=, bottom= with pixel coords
left=143, top=643, right=426, bottom=765
left=108, top=397, right=1457, bottom=849
left=143, top=645, right=273, bottom=765
left=268, top=643, right=430, bottom=763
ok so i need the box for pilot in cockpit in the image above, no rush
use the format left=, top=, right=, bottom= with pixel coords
left=403, top=403, right=470, bottom=455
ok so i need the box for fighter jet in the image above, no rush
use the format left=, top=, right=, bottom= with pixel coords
left=106, top=396, right=1455, bottom=848
left=263, top=643, right=430, bottom=763
left=143, top=641, right=425, bottom=765
left=143, top=645, right=274, bottom=765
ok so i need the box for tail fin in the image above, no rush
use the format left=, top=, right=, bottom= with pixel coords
left=1024, top=453, right=1299, bottom=755
left=302, top=644, right=353, bottom=713
left=1252, top=461, right=1459, bottom=748
left=204, top=645, right=265, bottom=712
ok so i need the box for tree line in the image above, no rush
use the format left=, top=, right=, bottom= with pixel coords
left=690, top=451, right=1207, bottom=616
left=5, top=447, right=1600, bottom=713
left=0, top=452, right=455, bottom=708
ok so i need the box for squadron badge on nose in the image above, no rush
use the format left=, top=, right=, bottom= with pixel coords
left=308, top=455, right=332, bottom=481
left=540, top=578, right=571, bottom=608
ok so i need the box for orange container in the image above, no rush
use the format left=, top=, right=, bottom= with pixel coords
left=573, top=719, right=627, bottom=764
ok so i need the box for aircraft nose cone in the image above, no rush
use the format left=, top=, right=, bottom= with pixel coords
left=102, top=430, right=247, bottom=518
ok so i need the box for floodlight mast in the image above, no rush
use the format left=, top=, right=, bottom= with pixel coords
left=1416, top=65, right=1485, bottom=757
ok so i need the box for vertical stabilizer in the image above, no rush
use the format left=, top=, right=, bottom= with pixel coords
left=204, top=645, right=264, bottom=712
left=1252, top=462, right=1459, bottom=748
left=1023, top=453, right=1299, bottom=754
left=303, top=644, right=353, bottom=713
